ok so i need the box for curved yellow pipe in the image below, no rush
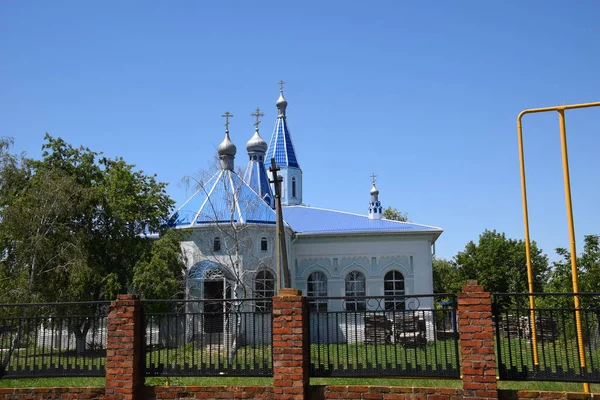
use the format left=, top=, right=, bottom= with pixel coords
left=517, top=101, right=600, bottom=393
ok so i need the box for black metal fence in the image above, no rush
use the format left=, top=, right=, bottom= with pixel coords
left=142, top=299, right=272, bottom=377
left=308, top=295, right=460, bottom=378
left=0, top=302, right=109, bottom=378
left=493, top=293, right=600, bottom=383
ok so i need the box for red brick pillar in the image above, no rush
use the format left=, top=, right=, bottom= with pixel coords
left=273, top=288, right=309, bottom=400
left=458, top=280, right=498, bottom=400
left=105, top=294, right=144, bottom=400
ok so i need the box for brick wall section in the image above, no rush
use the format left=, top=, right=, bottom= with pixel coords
left=142, top=386, right=273, bottom=399
left=497, top=390, right=600, bottom=399
left=1, top=387, right=599, bottom=400
left=105, top=294, right=144, bottom=400
left=310, top=385, right=464, bottom=399
left=0, top=387, right=105, bottom=399
left=457, top=280, right=498, bottom=400
left=272, top=288, right=310, bottom=400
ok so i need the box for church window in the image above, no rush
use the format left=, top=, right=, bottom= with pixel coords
left=384, top=270, right=405, bottom=311
left=292, top=177, right=297, bottom=198
left=345, top=271, right=366, bottom=311
left=255, top=270, right=275, bottom=311
left=261, top=237, right=268, bottom=251
left=213, top=237, right=221, bottom=252
left=307, top=271, right=328, bottom=312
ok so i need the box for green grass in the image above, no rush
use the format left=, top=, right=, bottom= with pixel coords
left=145, top=341, right=459, bottom=376
left=2, top=377, right=600, bottom=393
left=497, top=336, right=600, bottom=374
left=146, top=343, right=272, bottom=369
left=2, top=340, right=598, bottom=393
left=0, top=347, right=105, bottom=373
left=310, top=341, right=459, bottom=372
left=0, top=377, right=104, bottom=388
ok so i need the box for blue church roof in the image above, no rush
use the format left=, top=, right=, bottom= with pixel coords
left=266, top=110, right=300, bottom=168
left=243, top=158, right=274, bottom=208
left=282, top=206, right=443, bottom=238
left=171, top=169, right=277, bottom=227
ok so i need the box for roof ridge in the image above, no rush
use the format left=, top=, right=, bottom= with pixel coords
left=283, top=205, right=443, bottom=231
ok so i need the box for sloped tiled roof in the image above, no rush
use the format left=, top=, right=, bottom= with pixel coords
left=172, top=170, right=276, bottom=227
left=243, top=158, right=274, bottom=208
left=282, top=205, right=443, bottom=239
left=266, top=116, right=299, bottom=168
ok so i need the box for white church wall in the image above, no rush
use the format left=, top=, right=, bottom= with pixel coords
left=291, top=233, right=436, bottom=309
left=180, top=225, right=277, bottom=271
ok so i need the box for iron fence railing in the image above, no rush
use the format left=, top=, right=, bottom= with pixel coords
left=493, top=293, right=600, bottom=383
left=308, top=294, right=460, bottom=378
left=0, top=302, right=109, bottom=378
left=142, top=298, right=272, bottom=377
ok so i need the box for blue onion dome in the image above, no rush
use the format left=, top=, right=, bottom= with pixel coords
left=370, top=184, right=379, bottom=196
left=217, top=131, right=237, bottom=156
left=246, top=128, right=268, bottom=154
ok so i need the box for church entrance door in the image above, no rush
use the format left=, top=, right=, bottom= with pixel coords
left=203, top=279, right=231, bottom=333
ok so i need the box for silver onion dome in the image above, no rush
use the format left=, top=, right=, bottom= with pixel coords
left=276, top=91, right=288, bottom=111
left=370, top=184, right=379, bottom=196
left=246, top=128, right=268, bottom=154
left=217, top=131, right=237, bottom=157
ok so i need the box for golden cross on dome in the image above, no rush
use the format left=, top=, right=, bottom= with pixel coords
left=251, top=107, right=264, bottom=129
left=221, top=111, right=234, bottom=131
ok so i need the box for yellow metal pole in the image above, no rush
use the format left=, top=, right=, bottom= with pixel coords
left=517, top=101, right=600, bottom=394
left=516, top=115, right=539, bottom=365
left=557, top=109, right=589, bottom=393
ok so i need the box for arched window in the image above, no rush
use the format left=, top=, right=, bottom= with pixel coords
left=345, top=271, right=366, bottom=311
left=213, top=237, right=221, bottom=252
left=384, top=270, right=405, bottom=311
left=292, top=177, right=297, bottom=198
left=255, top=270, right=275, bottom=311
left=261, top=237, right=268, bottom=251
left=307, top=271, right=328, bottom=312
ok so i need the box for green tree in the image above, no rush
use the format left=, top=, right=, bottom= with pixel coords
left=454, top=230, right=549, bottom=294
left=133, top=229, right=186, bottom=302
left=432, top=257, right=463, bottom=294
left=0, top=135, right=178, bottom=352
left=543, top=235, right=600, bottom=346
left=382, top=206, right=408, bottom=222
left=545, top=235, right=600, bottom=305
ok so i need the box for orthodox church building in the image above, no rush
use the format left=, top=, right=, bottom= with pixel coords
left=173, top=85, right=442, bottom=315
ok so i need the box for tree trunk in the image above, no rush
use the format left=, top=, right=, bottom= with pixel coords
left=72, top=319, right=92, bottom=355
left=74, top=330, right=88, bottom=354
left=1, top=326, right=21, bottom=371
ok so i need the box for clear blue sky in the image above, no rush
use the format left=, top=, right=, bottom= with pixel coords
left=2, top=1, right=599, bottom=262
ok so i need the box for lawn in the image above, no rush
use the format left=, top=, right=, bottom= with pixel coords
left=145, top=343, right=272, bottom=376
left=144, top=340, right=459, bottom=378
left=2, top=376, right=600, bottom=394
left=496, top=336, right=600, bottom=381
left=0, top=346, right=105, bottom=378
left=310, top=341, right=459, bottom=378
